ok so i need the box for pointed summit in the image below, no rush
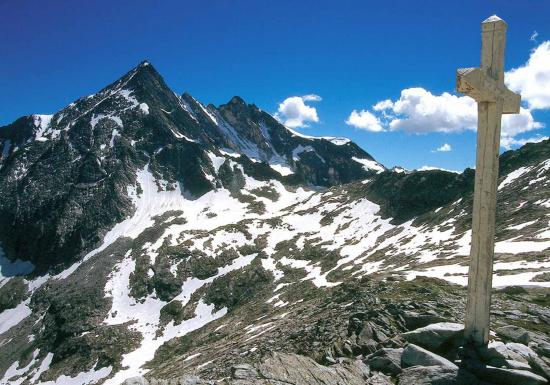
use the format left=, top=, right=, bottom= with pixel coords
left=228, top=96, right=246, bottom=106
left=126, top=59, right=163, bottom=83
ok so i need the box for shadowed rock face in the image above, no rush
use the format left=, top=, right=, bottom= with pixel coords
left=363, top=168, right=475, bottom=223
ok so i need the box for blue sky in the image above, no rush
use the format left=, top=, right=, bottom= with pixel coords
left=1, top=0, right=549, bottom=171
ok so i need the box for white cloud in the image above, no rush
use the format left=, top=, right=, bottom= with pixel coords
left=345, top=42, right=549, bottom=150
left=500, top=135, right=548, bottom=150
left=501, top=107, right=543, bottom=137
left=373, top=99, right=393, bottom=111
left=385, top=87, right=478, bottom=134
left=301, top=94, right=322, bottom=102
left=346, top=88, right=543, bottom=144
left=379, top=88, right=542, bottom=137
left=345, top=109, right=384, bottom=132
left=530, top=31, right=538, bottom=42
left=506, top=41, right=550, bottom=110
left=275, top=95, right=321, bottom=128
left=433, top=143, right=452, bottom=152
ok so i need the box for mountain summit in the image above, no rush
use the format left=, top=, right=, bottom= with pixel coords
left=0, top=61, right=382, bottom=271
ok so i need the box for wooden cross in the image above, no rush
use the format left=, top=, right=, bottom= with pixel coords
left=456, top=15, right=521, bottom=346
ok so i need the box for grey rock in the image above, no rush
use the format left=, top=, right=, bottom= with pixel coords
left=479, top=341, right=528, bottom=363
left=534, top=341, right=550, bottom=359
left=232, top=364, right=259, bottom=380
left=507, top=342, right=538, bottom=361
left=402, top=343, right=458, bottom=369
left=496, top=325, right=532, bottom=344
left=398, top=365, right=479, bottom=385
left=402, top=310, right=448, bottom=330
left=355, top=320, right=375, bottom=344
left=231, top=352, right=369, bottom=385
left=361, top=339, right=380, bottom=355
left=528, top=354, right=550, bottom=381
left=372, top=326, right=389, bottom=343
left=469, top=365, right=548, bottom=385
left=123, top=376, right=214, bottom=385
left=366, top=372, right=393, bottom=385
left=503, top=359, right=532, bottom=370
left=401, top=322, right=464, bottom=350
left=497, top=325, right=550, bottom=347
left=367, top=348, right=403, bottom=376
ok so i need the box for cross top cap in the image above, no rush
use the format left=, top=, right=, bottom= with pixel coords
left=482, top=15, right=507, bottom=29
left=483, top=15, right=503, bottom=23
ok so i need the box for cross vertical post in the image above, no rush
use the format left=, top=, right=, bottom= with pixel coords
left=456, top=15, right=521, bottom=346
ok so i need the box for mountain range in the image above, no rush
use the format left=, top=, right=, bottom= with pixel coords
left=0, top=62, right=549, bottom=385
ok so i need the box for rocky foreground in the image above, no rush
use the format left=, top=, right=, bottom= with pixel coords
left=122, top=277, right=550, bottom=385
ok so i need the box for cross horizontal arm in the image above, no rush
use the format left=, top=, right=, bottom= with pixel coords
left=457, top=68, right=520, bottom=114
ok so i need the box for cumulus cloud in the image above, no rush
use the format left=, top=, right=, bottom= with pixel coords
left=275, top=94, right=321, bottom=128
left=506, top=41, right=550, bottom=110
left=433, top=143, right=452, bottom=152
left=345, top=109, right=384, bottom=132
left=344, top=42, right=550, bottom=149
left=373, top=99, right=393, bottom=111
left=383, top=88, right=478, bottom=133
left=366, top=88, right=542, bottom=137
left=501, top=107, right=543, bottom=137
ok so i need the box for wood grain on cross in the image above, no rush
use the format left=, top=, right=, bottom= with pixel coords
left=456, top=15, right=521, bottom=346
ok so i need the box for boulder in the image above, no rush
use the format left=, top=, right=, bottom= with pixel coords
left=402, top=310, right=448, bottom=330
left=507, top=342, right=538, bottom=361
left=401, top=343, right=458, bottom=369
left=497, top=325, right=550, bottom=346
left=496, top=325, right=532, bottom=345
left=232, top=352, right=369, bottom=385
left=401, top=322, right=464, bottom=350
left=366, top=348, right=403, bottom=376
left=355, top=320, right=375, bottom=344
left=397, top=365, right=479, bottom=385
left=503, top=359, right=532, bottom=371
left=528, top=354, right=550, bottom=381
left=468, top=364, right=548, bottom=385
left=479, top=341, right=529, bottom=363
left=536, top=342, right=550, bottom=359
left=232, top=364, right=259, bottom=380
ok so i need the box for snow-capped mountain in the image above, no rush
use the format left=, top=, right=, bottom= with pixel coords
left=0, top=62, right=549, bottom=385
left=0, top=61, right=382, bottom=273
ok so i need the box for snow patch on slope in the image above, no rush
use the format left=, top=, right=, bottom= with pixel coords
left=102, top=253, right=257, bottom=384
left=352, top=157, right=385, bottom=173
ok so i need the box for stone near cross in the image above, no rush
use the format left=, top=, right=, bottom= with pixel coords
left=456, top=15, right=521, bottom=346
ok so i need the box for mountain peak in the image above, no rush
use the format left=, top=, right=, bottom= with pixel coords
left=107, top=60, right=163, bottom=93
left=228, top=95, right=246, bottom=106
left=128, top=59, right=162, bottom=81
